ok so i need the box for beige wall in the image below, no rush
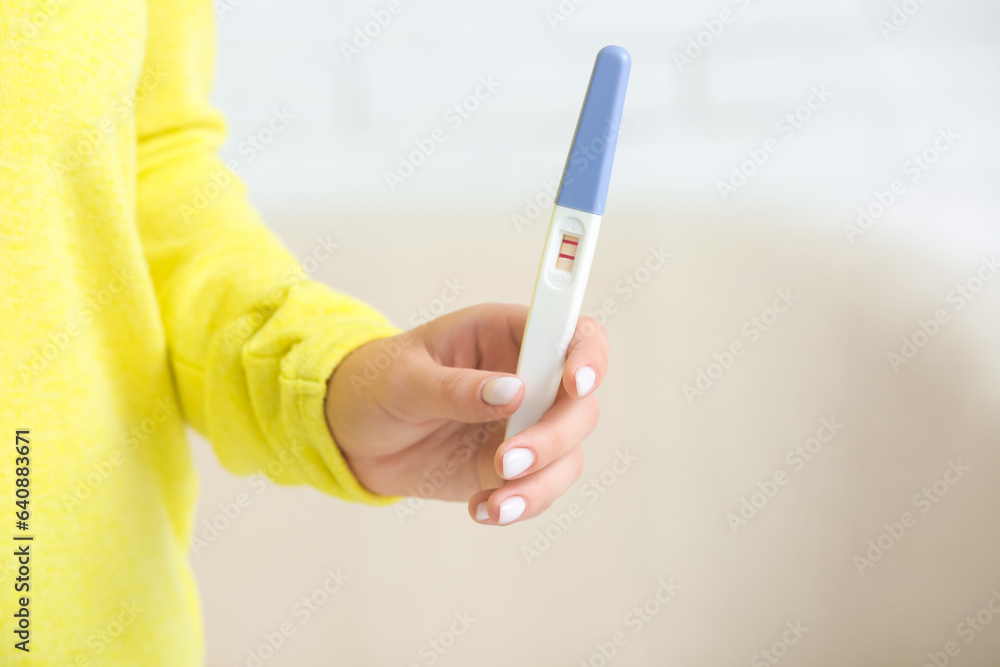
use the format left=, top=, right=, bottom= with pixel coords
left=191, top=204, right=1000, bottom=666
left=196, top=1, right=1000, bottom=663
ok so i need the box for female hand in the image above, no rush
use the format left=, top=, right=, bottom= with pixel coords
left=325, top=303, right=608, bottom=526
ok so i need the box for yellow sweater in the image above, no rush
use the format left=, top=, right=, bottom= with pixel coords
left=1, top=1, right=398, bottom=663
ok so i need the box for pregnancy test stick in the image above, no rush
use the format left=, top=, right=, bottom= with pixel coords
left=505, top=45, right=630, bottom=439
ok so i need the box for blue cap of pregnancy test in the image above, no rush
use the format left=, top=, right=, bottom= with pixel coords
left=555, top=45, right=631, bottom=216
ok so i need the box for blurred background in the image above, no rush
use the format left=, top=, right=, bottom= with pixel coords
left=190, top=1, right=1000, bottom=665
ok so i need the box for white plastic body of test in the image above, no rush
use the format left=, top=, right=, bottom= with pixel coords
left=505, top=204, right=601, bottom=439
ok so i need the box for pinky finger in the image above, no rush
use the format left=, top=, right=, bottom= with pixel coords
left=467, top=446, right=585, bottom=526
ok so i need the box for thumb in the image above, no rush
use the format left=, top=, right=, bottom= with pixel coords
left=390, top=350, right=525, bottom=424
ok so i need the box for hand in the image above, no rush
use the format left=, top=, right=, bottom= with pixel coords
left=325, top=303, right=608, bottom=526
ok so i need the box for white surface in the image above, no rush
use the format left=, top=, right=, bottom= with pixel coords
left=211, top=0, right=1000, bottom=252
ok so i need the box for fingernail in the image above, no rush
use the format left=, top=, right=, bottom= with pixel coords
left=475, top=501, right=489, bottom=522
left=483, top=376, right=523, bottom=406
left=499, top=496, right=526, bottom=525
left=575, top=366, right=596, bottom=397
left=502, top=448, right=535, bottom=478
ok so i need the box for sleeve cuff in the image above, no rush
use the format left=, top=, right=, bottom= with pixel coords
left=280, top=316, right=403, bottom=506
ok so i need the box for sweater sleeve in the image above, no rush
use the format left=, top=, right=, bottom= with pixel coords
left=133, top=0, right=400, bottom=504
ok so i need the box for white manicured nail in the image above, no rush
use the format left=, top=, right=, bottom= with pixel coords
left=475, top=502, right=489, bottom=522
left=483, top=376, right=523, bottom=406
left=502, top=448, right=535, bottom=478
left=575, top=366, right=596, bottom=397
left=499, top=496, right=526, bottom=525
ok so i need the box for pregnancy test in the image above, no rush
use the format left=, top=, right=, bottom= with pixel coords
left=505, top=45, right=630, bottom=439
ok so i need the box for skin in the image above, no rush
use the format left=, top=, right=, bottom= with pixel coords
left=325, top=303, right=608, bottom=526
